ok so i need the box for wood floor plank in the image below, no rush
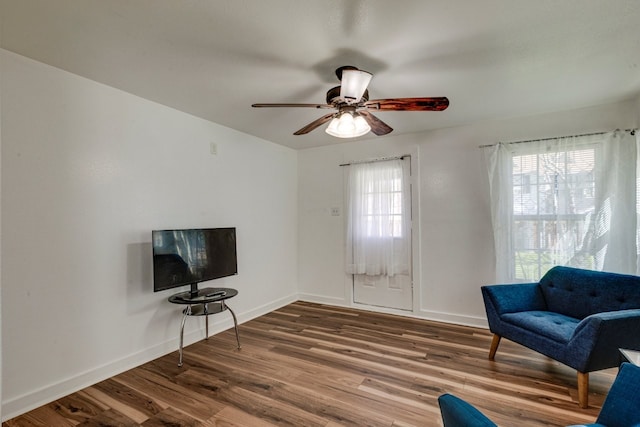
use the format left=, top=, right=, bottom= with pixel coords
left=3, top=406, right=74, bottom=427
left=81, top=385, right=154, bottom=424
left=204, top=406, right=279, bottom=427
left=141, top=407, right=201, bottom=427
left=3, top=301, right=614, bottom=426
left=75, top=407, right=140, bottom=427
left=113, top=366, right=225, bottom=422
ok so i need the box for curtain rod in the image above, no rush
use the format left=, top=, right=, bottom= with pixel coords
left=339, top=154, right=410, bottom=167
left=478, top=128, right=636, bottom=149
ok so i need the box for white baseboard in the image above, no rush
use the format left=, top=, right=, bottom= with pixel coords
left=1, top=293, right=298, bottom=422
left=415, top=309, right=488, bottom=329
left=3, top=292, right=484, bottom=421
left=298, top=293, right=488, bottom=329
left=2, top=338, right=179, bottom=421
left=297, top=292, right=349, bottom=306
left=240, top=292, right=298, bottom=322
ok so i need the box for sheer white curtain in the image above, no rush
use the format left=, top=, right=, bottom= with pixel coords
left=484, top=130, right=638, bottom=282
left=345, top=158, right=411, bottom=277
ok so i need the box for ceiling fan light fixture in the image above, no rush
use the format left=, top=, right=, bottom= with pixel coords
left=339, top=69, right=372, bottom=102
left=325, top=112, right=371, bottom=138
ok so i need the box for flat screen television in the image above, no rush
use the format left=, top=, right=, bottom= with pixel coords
left=152, top=227, right=237, bottom=295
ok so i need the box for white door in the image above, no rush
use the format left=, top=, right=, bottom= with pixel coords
left=346, top=156, right=413, bottom=311
left=353, top=273, right=412, bottom=310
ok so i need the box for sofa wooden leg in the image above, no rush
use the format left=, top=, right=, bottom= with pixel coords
left=489, top=334, right=501, bottom=361
left=577, top=371, right=589, bottom=408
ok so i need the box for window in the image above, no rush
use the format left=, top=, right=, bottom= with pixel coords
left=485, top=130, right=638, bottom=282
left=345, top=158, right=411, bottom=277
left=512, top=147, right=596, bottom=280
left=357, top=164, right=405, bottom=238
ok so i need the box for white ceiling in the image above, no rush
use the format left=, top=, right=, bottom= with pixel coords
left=2, top=0, right=640, bottom=149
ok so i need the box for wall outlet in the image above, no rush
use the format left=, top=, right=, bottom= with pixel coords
left=330, top=207, right=340, bottom=216
left=210, top=142, right=217, bottom=155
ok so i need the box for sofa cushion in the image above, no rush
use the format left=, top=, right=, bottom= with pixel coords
left=501, top=311, right=580, bottom=343
left=539, top=266, right=640, bottom=319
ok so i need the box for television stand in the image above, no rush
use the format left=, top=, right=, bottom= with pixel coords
left=168, top=287, right=240, bottom=366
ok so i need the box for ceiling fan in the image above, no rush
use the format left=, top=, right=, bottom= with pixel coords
left=252, top=66, right=449, bottom=138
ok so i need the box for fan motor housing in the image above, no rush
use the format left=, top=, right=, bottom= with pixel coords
left=326, top=86, right=369, bottom=105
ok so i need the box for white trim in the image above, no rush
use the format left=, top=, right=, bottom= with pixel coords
left=1, top=293, right=297, bottom=421
left=409, top=150, right=421, bottom=314
left=297, top=292, right=348, bottom=306
left=298, top=293, right=488, bottom=329
left=415, top=309, right=488, bottom=329
left=2, top=291, right=486, bottom=421
left=343, top=148, right=420, bottom=311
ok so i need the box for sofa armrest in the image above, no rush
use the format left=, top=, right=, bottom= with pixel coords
left=481, top=283, right=547, bottom=315
left=481, top=283, right=547, bottom=335
left=567, top=309, right=640, bottom=372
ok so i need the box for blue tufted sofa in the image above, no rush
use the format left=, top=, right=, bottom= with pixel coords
left=481, top=266, right=640, bottom=408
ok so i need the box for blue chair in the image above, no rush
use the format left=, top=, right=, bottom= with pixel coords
left=438, top=394, right=496, bottom=427
left=438, top=362, right=640, bottom=427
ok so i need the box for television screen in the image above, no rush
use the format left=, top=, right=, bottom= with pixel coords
left=152, top=227, right=237, bottom=293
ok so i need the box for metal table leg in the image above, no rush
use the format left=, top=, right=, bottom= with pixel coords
left=204, top=303, right=209, bottom=339
left=222, top=301, right=241, bottom=349
left=178, top=305, right=192, bottom=367
left=177, top=300, right=240, bottom=366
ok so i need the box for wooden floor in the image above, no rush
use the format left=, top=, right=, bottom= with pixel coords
left=4, top=301, right=616, bottom=426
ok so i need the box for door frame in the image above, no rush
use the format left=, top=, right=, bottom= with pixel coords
left=342, top=148, right=421, bottom=315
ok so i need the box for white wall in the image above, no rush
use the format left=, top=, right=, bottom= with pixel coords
left=0, top=43, right=4, bottom=425
left=0, top=49, right=298, bottom=419
left=298, top=139, right=421, bottom=309
left=298, top=99, right=638, bottom=326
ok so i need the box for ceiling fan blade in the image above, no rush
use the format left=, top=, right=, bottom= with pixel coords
left=293, top=112, right=336, bottom=135
left=252, top=103, right=333, bottom=109
left=359, top=111, right=393, bottom=136
left=364, top=97, right=449, bottom=111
